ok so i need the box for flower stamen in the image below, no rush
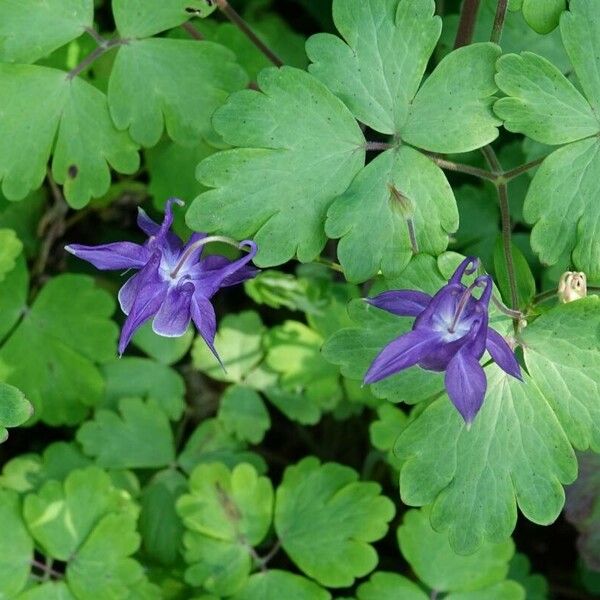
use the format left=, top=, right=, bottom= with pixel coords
left=169, top=235, right=248, bottom=279
left=448, top=281, right=481, bottom=334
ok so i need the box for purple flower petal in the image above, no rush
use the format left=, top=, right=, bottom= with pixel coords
left=486, top=328, right=522, bottom=380
left=65, top=242, right=149, bottom=270
left=118, top=254, right=167, bottom=355
left=449, top=256, right=479, bottom=286
left=152, top=281, right=195, bottom=337
left=364, top=329, right=441, bottom=384
left=190, top=240, right=259, bottom=298
left=445, top=348, right=487, bottom=425
left=366, top=290, right=431, bottom=317
left=118, top=272, right=142, bottom=316
left=139, top=199, right=184, bottom=258
left=190, top=292, right=224, bottom=368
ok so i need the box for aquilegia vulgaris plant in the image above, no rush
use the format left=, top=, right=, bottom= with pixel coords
left=66, top=198, right=258, bottom=357
left=364, top=257, right=522, bottom=425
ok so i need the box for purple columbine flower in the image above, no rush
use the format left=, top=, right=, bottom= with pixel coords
left=364, top=257, right=522, bottom=426
left=65, top=198, right=258, bottom=358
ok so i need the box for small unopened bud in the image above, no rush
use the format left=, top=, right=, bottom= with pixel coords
left=558, top=271, right=587, bottom=303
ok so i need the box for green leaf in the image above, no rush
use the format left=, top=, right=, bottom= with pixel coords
left=523, top=138, right=600, bottom=279
left=178, top=418, right=267, bottom=475
left=565, top=451, right=600, bottom=571
left=369, top=404, right=408, bottom=470
left=446, top=582, right=525, bottom=600
left=322, top=255, right=446, bottom=403
left=101, top=357, right=185, bottom=420
left=108, top=39, right=247, bottom=146
left=325, top=147, right=457, bottom=282
left=0, top=189, right=45, bottom=257
left=16, top=582, right=75, bottom=600
left=493, top=240, right=535, bottom=309
left=140, top=469, right=187, bottom=566
left=133, top=321, right=195, bottom=366
left=77, top=397, right=175, bottom=469
left=147, top=139, right=215, bottom=207
left=402, top=43, right=501, bottom=153
left=0, top=490, right=33, bottom=598
left=274, top=457, right=395, bottom=587
left=0, top=228, right=22, bottom=281
left=0, top=442, right=91, bottom=494
left=0, top=274, right=118, bottom=425
left=218, top=384, right=271, bottom=444
left=0, top=382, right=33, bottom=442
left=230, top=571, right=331, bottom=600
left=196, top=12, right=308, bottom=81
left=0, top=254, right=27, bottom=341
left=188, top=66, right=365, bottom=266
left=250, top=366, right=322, bottom=425
left=66, top=512, right=146, bottom=600
left=0, top=64, right=139, bottom=207
left=177, top=462, right=273, bottom=595
left=507, top=553, right=550, bottom=599
left=23, top=466, right=136, bottom=561
left=522, top=0, right=566, bottom=34
left=193, top=311, right=265, bottom=383
left=0, top=0, right=93, bottom=64
left=522, top=297, right=600, bottom=450
left=440, top=0, right=571, bottom=74
left=398, top=507, right=515, bottom=592
left=356, top=572, right=428, bottom=600
left=112, top=0, right=216, bottom=38
left=306, top=0, right=441, bottom=134
left=265, top=320, right=341, bottom=410
left=395, top=365, right=577, bottom=554
left=494, top=53, right=599, bottom=144
left=561, top=0, right=600, bottom=114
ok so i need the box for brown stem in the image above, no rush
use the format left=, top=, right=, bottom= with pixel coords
left=181, top=21, right=204, bottom=40
left=67, top=38, right=126, bottom=80
left=503, top=156, right=546, bottom=180
left=426, top=154, right=498, bottom=181
left=215, top=0, right=283, bottom=67
left=33, top=170, right=68, bottom=279
left=454, top=0, right=482, bottom=48
left=491, top=0, right=509, bottom=44
left=365, top=141, right=394, bottom=151
left=482, top=146, right=519, bottom=313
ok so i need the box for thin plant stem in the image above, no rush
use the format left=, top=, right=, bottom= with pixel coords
left=181, top=21, right=204, bottom=40
left=30, top=558, right=62, bottom=579
left=534, top=285, right=600, bottom=305
left=503, top=156, right=546, bottom=180
left=365, top=141, right=394, bottom=151
left=316, top=257, right=344, bottom=273
left=426, top=154, right=498, bottom=181
left=533, top=289, right=557, bottom=304
left=84, top=26, right=104, bottom=45
left=481, top=146, right=519, bottom=314
left=214, top=0, right=283, bottom=67
left=492, top=296, right=523, bottom=319
left=454, top=0, right=482, bottom=48
left=67, top=38, right=126, bottom=80
left=406, top=218, right=419, bottom=254
left=260, top=540, right=282, bottom=566
left=491, top=0, right=509, bottom=44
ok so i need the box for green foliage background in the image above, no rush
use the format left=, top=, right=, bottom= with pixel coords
left=0, top=0, right=599, bottom=598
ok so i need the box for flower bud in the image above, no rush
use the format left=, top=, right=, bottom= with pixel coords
left=557, top=271, right=587, bottom=303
